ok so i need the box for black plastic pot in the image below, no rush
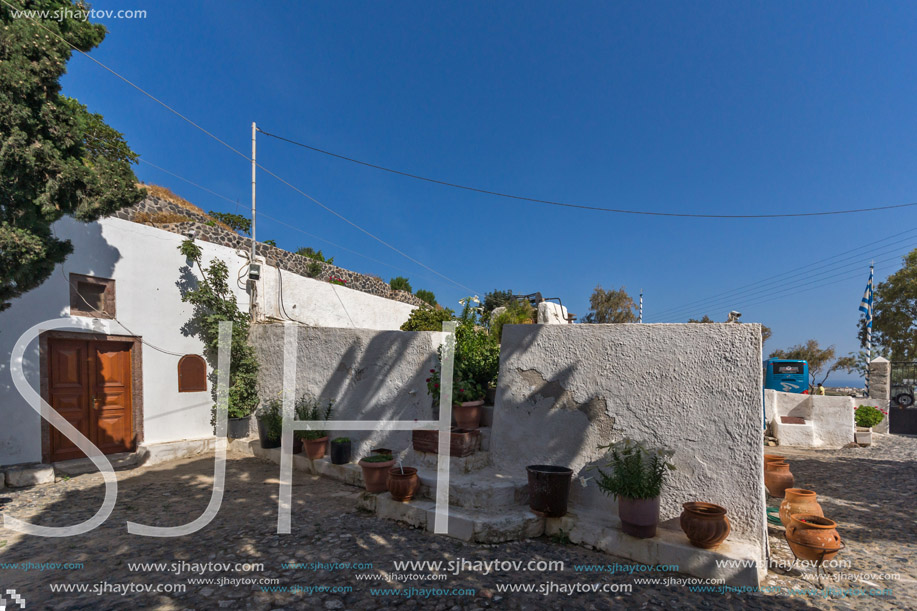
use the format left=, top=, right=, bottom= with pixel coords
left=330, top=439, right=352, bottom=464
left=526, top=465, right=573, bottom=517
left=227, top=417, right=251, bottom=440
left=257, top=418, right=281, bottom=449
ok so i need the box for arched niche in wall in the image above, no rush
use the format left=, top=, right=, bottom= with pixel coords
left=178, top=354, right=208, bottom=392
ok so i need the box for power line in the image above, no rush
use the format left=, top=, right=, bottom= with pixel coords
left=648, top=246, right=912, bottom=323
left=648, top=231, right=917, bottom=321
left=138, top=159, right=458, bottom=290
left=256, top=128, right=917, bottom=220
left=5, top=1, right=478, bottom=296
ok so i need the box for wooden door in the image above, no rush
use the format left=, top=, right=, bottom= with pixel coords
left=47, top=338, right=134, bottom=462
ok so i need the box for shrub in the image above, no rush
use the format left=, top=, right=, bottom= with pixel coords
left=592, top=439, right=675, bottom=500
left=482, top=289, right=515, bottom=316
left=855, top=405, right=886, bottom=428
left=294, top=395, right=333, bottom=440
left=208, top=211, right=251, bottom=235
left=415, top=289, right=437, bottom=306
left=296, top=246, right=333, bottom=265
left=179, top=240, right=259, bottom=421
left=390, top=276, right=412, bottom=293
left=401, top=307, right=455, bottom=331
left=306, top=260, right=323, bottom=278
left=332, top=437, right=350, bottom=444
left=258, top=398, right=283, bottom=441
left=490, top=299, right=535, bottom=342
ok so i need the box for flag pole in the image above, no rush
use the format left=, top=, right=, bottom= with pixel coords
left=639, top=289, right=643, bottom=323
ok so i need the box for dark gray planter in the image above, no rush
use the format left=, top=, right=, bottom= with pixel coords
left=330, top=439, right=352, bottom=464
left=227, top=416, right=251, bottom=440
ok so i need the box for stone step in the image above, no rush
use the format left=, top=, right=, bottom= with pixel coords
left=358, top=491, right=543, bottom=543
left=5, top=463, right=55, bottom=488
left=229, top=439, right=527, bottom=510
left=545, top=508, right=765, bottom=588
left=412, top=466, right=529, bottom=510
left=404, top=448, right=492, bottom=474
left=53, top=452, right=141, bottom=477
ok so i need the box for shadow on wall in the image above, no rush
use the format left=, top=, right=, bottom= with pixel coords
left=0, top=219, right=122, bottom=464
left=251, top=325, right=441, bottom=463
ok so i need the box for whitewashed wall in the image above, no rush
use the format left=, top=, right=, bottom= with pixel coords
left=0, top=216, right=417, bottom=467
left=492, top=323, right=766, bottom=560
left=256, top=264, right=417, bottom=330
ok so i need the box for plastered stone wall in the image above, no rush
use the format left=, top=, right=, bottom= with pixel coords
left=250, top=324, right=443, bottom=458
left=765, top=390, right=856, bottom=447
left=492, top=323, right=765, bottom=548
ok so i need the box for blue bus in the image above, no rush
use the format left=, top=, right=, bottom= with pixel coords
left=764, top=359, right=809, bottom=394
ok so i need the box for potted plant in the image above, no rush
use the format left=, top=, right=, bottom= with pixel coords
left=593, top=438, right=675, bottom=539
left=388, top=465, right=420, bottom=501
left=854, top=404, right=886, bottom=446
left=256, top=399, right=283, bottom=449
left=425, top=296, right=500, bottom=429
left=330, top=437, right=352, bottom=464
left=359, top=454, right=395, bottom=493
left=294, top=395, right=333, bottom=459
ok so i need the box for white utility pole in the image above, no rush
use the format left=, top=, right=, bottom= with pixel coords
left=251, top=121, right=257, bottom=262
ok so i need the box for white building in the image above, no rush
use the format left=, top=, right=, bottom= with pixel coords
left=0, top=196, right=419, bottom=469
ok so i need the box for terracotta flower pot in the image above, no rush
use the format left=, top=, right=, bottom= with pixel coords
left=764, top=454, right=785, bottom=470
left=303, top=437, right=328, bottom=460
left=680, top=502, right=731, bottom=549
left=764, top=461, right=794, bottom=498
left=371, top=447, right=393, bottom=456
left=786, top=514, right=842, bottom=562
left=779, top=489, right=823, bottom=528
left=359, top=458, right=395, bottom=493
left=618, top=496, right=660, bottom=539
left=453, top=401, right=484, bottom=429
left=291, top=438, right=303, bottom=454
left=388, top=467, right=419, bottom=502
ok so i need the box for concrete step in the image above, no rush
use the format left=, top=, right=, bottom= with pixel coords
left=53, top=452, right=140, bottom=477
left=545, top=508, right=764, bottom=588
left=358, top=491, right=543, bottom=543
left=404, top=448, right=492, bottom=474
left=413, top=466, right=529, bottom=510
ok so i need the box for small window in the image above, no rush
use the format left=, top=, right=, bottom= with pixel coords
left=178, top=355, right=208, bottom=392
left=69, top=274, right=115, bottom=318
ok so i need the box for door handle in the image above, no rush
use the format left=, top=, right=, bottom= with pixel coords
left=91, top=395, right=100, bottom=410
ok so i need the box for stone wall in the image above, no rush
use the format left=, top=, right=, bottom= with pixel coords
left=112, top=196, right=428, bottom=309
left=492, top=323, right=766, bottom=551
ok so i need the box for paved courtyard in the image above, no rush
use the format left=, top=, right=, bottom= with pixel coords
left=0, top=435, right=914, bottom=610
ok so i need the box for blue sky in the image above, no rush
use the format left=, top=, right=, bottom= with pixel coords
left=58, top=1, right=917, bottom=383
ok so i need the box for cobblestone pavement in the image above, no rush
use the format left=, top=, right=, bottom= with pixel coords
left=0, top=435, right=914, bottom=610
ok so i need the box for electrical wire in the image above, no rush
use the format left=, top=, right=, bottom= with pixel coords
left=139, top=158, right=456, bottom=291
left=256, top=128, right=917, bottom=220
left=648, top=235, right=917, bottom=322
left=649, top=227, right=917, bottom=320
left=3, top=1, right=479, bottom=296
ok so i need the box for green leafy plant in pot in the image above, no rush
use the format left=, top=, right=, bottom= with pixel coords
left=294, top=395, right=333, bottom=460
left=256, top=399, right=283, bottom=449
left=593, top=438, right=675, bottom=539
left=358, top=453, right=395, bottom=493
left=330, top=437, right=352, bottom=465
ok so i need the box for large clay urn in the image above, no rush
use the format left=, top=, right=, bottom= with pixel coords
left=453, top=400, right=484, bottom=429
left=764, top=461, right=794, bottom=498
left=680, top=502, right=731, bottom=549
left=786, top=514, right=842, bottom=562
left=779, top=489, right=823, bottom=528
left=764, top=454, right=786, bottom=470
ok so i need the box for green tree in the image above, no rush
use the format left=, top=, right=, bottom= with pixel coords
left=296, top=246, right=333, bottom=265
left=583, top=285, right=638, bottom=323
left=482, top=289, right=515, bottom=317
left=769, top=339, right=856, bottom=387
left=1, top=1, right=144, bottom=311
left=859, top=249, right=917, bottom=359
left=178, top=240, right=259, bottom=420
left=415, top=289, right=437, bottom=306
left=390, top=276, right=412, bottom=293
left=208, top=211, right=250, bottom=235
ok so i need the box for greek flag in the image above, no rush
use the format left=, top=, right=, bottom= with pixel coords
left=859, top=267, right=873, bottom=326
